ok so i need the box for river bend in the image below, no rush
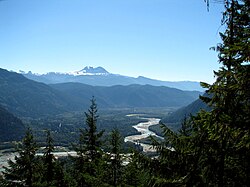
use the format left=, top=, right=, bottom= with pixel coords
left=124, top=115, right=161, bottom=152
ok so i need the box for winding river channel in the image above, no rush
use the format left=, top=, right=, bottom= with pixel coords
left=0, top=114, right=161, bottom=172
left=124, top=114, right=162, bottom=152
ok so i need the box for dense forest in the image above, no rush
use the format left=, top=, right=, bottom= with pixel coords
left=0, top=106, right=25, bottom=142
left=0, top=0, right=249, bottom=186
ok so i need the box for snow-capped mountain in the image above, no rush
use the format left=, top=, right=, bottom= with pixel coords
left=68, top=66, right=110, bottom=76
left=20, top=66, right=204, bottom=91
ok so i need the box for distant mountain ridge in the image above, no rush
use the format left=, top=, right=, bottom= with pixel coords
left=0, top=68, right=201, bottom=118
left=21, top=66, right=204, bottom=91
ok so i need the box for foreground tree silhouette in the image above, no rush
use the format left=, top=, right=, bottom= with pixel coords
left=3, top=128, right=39, bottom=187
left=73, top=97, right=105, bottom=186
left=108, top=129, right=123, bottom=186
left=139, top=0, right=249, bottom=186
left=84, top=97, right=104, bottom=163
left=42, top=130, right=56, bottom=186
left=41, top=130, right=70, bottom=186
left=199, top=0, right=250, bottom=185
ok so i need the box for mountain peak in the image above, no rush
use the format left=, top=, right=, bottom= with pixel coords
left=82, top=66, right=109, bottom=74
left=71, top=66, right=110, bottom=76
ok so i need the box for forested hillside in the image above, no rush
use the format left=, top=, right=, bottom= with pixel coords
left=0, top=105, right=25, bottom=142
left=51, top=83, right=200, bottom=108
left=161, top=95, right=210, bottom=124
left=0, top=68, right=77, bottom=117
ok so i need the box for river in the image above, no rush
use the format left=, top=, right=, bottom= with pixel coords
left=124, top=114, right=162, bottom=152
left=0, top=114, right=161, bottom=173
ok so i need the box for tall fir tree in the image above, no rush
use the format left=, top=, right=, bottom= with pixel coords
left=43, top=130, right=56, bottom=186
left=3, top=128, right=39, bottom=187
left=108, top=129, right=123, bottom=186
left=199, top=0, right=250, bottom=185
left=139, top=0, right=249, bottom=186
left=83, top=97, right=104, bottom=163
left=72, top=97, right=105, bottom=187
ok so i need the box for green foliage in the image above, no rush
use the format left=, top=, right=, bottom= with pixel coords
left=136, top=1, right=250, bottom=186
left=72, top=97, right=107, bottom=186
left=42, top=130, right=56, bottom=186
left=0, top=68, right=74, bottom=118
left=3, top=128, right=39, bottom=187
left=161, top=94, right=210, bottom=125
left=107, top=129, right=123, bottom=186
left=0, top=105, right=25, bottom=142
left=199, top=1, right=250, bottom=185
left=51, top=83, right=200, bottom=109
left=123, top=152, right=150, bottom=187
left=83, top=97, right=104, bottom=162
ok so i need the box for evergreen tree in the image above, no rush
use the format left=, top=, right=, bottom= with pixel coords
left=52, top=158, right=70, bottom=187
left=3, top=128, right=39, bottom=187
left=108, top=129, right=123, bottom=186
left=124, top=151, right=151, bottom=187
left=83, top=97, right=104, bottom=163
left=145, top=118, right=200, bottom=186
left=72, top=97, right=105, bottom=186
left=43, top=130, right=56, bottom=186
left=199, top=0, right=250, bottom=185
left=140, top=0, right=249, bottom=186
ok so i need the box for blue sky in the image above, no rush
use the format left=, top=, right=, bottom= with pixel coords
left=0, top=0, right=224, bottom=83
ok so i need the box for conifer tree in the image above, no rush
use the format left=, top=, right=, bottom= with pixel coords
left=73, top=97, right=105, bottom=186
left=108, top=129, right=123, bottom=186
left=141, top=0, right=249, bottom=186
left=3, top=128, right=39, bottom=187
left=43, top=130, right=56, bottom=186
left=83, top=97, right=104, bottom=163
left=198, top=0, right=250, bottom=185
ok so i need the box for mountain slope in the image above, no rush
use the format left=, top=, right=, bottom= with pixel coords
left=0, top=68, right=80, bottom=117
left=22, top=66, right=204, bottom=91
left=50, top=83, right=201, bottom=108
left=0, top=105, right=25, bottom=142
left=161, top=96, right=210, bottom=124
